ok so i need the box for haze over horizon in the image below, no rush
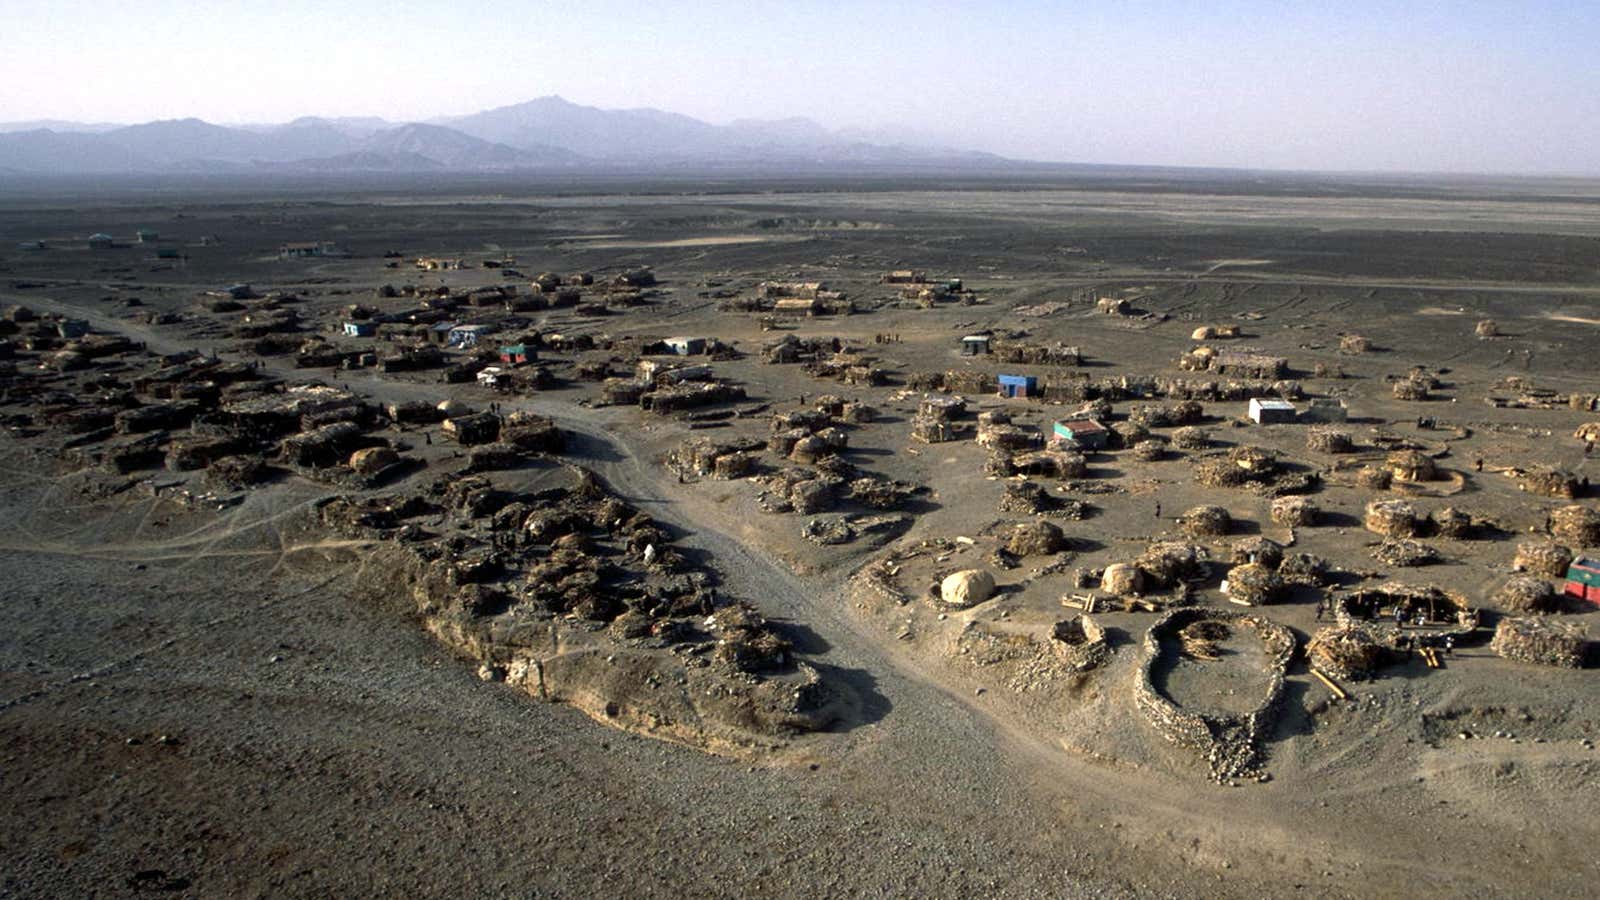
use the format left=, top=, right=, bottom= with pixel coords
left=6, top=0, right=1600, bottom=176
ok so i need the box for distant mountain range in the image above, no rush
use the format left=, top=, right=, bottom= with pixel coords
left=0, top=96, right=1011, bottom=175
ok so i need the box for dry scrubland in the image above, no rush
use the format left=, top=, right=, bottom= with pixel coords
left=1, top=172, right=1598, bottom=896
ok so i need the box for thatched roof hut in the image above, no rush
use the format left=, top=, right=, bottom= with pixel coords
left=1490, top=616, right=1586, bottom=668
left=1513, top=540, right=1573, bottom=578
left=1230, top=536, right=1285, bottom=569
left=1171, top=426, right=1211, bottom=450
left=1372, top=538, right=1439, bottom=567
left=1101, top=563, right=1145, bottom=597
left=1493, top=576, right=1561, bottom=614
left=1392, top=378, right=1430, bottom=401
left=1224, top=562, right=1284, bottom=606
left=1271, top=496, right=1318, bottom=527
left=1551, top=505, right=1600, bottom=547
left=1307, top=624, right=1387, bottom=679
left=1338, top=334, right=1370, bottom=354
left=1519, top=467, right=1580, bottom=500
left=1194, top=457, right=1246, bottom=487
left=1475, top=319, right=1500, bottom=338
left=1181, top=505, right=1232, bottom=537
left=789, top=434, right=833, bottom=464
left=1131, top=439, right=1166, bottom=462
left=1136, top=541, right=1209, bottom=587
left=1306, top=427, right=1355, bottom=454
left=1111, top=420, right=1149, bottom=449
left=1429, top=506, right=1475, bottom=539
left=1365, top=499, right=1425, bottom=538
left=1006, top=520, right=1067, bottom=556
left=1196, top=445, right=1279, bottom=488
left=1355, top=466, right=1393, bottom=490
left=1386, top=449, right=1437, bottom=482
left=1230, top=445, right=1277, bottom=475
left=1279, top=552, right=1331, bottom=586
left=1574, top=422, right=1600, bottom=444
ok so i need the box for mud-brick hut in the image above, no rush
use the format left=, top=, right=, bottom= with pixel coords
left=961, top=334, right=991, bottom=356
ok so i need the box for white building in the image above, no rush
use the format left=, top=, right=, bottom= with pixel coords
left=1248, top=398, right=1297, bottom=424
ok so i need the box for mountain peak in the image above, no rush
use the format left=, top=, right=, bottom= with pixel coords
left=0, top=97, right=1013, bottom=175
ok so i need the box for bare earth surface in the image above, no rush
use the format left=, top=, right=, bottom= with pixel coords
left=1, top=171, right=1598, bottom=897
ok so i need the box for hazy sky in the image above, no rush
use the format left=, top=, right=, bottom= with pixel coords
left=5, top=0, right=1600, bottom=174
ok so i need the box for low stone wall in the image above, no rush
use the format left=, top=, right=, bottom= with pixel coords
left=1134, top=608, right=1295, bottom=781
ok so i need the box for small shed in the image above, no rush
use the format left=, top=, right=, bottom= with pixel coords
left=427, top=322, right=459, bottom=345
left=663, top=336, right=707, bottom=356
left=88, top=233, right=114, bottom=249
left=1248, top=398, right=1297, bottom=424
left=477, top=366, right=506, bottom=388
left=343, top=321, right=377, bottom=338
left=498, top=343, right=533, bottom=365
left=998, top=374, right=1038, bottom=399
left=136, top=229, right=159, bottom=243
left=57, top=319, right=89, bottom=339
left=961, top=334, right=991, bottom=356
left=1565, top=557, right=1600, bottom=605
left=1053, top=419, right=1108, bottom=450
left=17, top=241, right=46, bottom=251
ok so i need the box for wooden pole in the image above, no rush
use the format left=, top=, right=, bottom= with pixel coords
left=1311, top=668, right=1348, bottom=700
